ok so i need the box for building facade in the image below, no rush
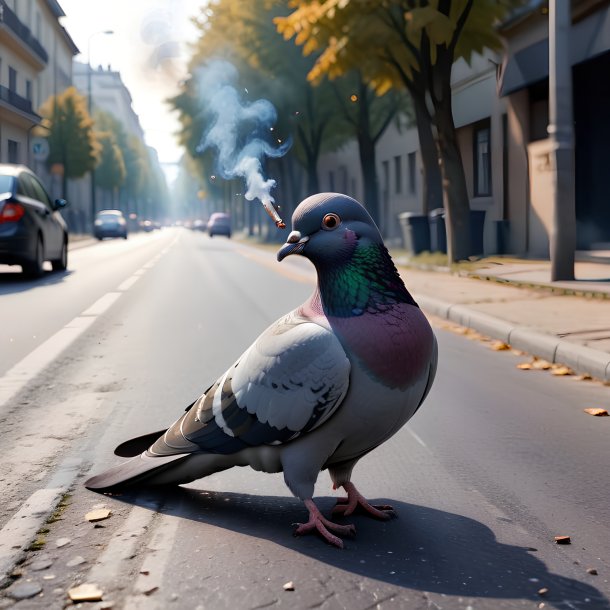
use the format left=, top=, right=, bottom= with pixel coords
left=317, top=0, right=610, bottom=256
left=0, top=0, right=77, bottom=169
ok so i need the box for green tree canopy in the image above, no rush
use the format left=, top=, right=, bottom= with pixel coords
left=276, top=0, right=520, bottom=261
left=37, top=86, right=100, bottom=197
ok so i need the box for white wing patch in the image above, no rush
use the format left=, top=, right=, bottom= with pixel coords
left=230, top=315, right=350, bottom=433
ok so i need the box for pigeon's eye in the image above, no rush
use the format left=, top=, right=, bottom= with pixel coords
left=321, top=213, right=341, bottom=230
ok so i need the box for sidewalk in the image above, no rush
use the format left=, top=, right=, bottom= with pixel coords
left=395, top=255, right=610, bottom=383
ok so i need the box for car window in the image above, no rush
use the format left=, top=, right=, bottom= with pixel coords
left=0, top=175, right=14, bottom=194
left=28, top=175, right=53, bottom=210
left=18, top=174, right=38, bottom=199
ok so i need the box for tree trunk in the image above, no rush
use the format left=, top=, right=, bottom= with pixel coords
left=357, top=132, right=380, bottom=227
left=412, top=96, right=443, bottom=215
left=306, top=154, right=319, bottom=195
left=433, top=94, right=471, bottom=262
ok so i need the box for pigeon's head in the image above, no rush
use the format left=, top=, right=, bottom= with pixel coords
left=277, top=193, right=382, bottom=265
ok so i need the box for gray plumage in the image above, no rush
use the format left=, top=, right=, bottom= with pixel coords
left=86, top=192, right=437, bottom=547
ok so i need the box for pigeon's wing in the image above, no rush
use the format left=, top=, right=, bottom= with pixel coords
left=148, top=312, right=351, bottom=456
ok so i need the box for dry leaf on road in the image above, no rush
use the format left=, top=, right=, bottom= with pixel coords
left=554, top=535, right=571, bottom=544
left=490, top=341, right=510, bottom=351
left=532, top=360, right=552, bottom=370
left=551, top=366, right=573, bottom=376
left=584, top=408, right=609, bottom=417
left=68, top=583, right=103, bottom=602
left=85, top=509, right=112, bottom=522
left=517, top=362, right=532, bottom=370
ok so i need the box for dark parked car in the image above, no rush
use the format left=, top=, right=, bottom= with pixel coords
left=207, top=212, right=231, bottom=238
left=94, top=210, right=128, bottom=240
left=0, top=164, right=69, bottom=278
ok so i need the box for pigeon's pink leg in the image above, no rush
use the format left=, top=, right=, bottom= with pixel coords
left=294, top=499, right=356, bottom=548
left=333, top=482, right=396, bottom=520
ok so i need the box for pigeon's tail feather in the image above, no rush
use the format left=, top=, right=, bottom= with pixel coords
left=85, top=453, right=190, bottom=492
left=114, top=430, right=167, bottom=457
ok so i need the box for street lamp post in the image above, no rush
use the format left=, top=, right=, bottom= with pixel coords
left=87, top=30, right=113, bottom=231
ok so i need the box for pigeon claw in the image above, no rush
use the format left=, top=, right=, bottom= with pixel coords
left=295, top=499, right=356, bottom=548
left=332, top=482, right=396, bottom=520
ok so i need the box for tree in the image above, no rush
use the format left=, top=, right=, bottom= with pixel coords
left=171, top=0, right=350, bottom=217
left=329, top=70, right=411, bottom=225
left=276, top=0, right=519, bottom=261
left=93, top=111, right=127, bottom=208
left=38, top=87, right=99, bottom=198
left=95, top=132, right=126, bottom=208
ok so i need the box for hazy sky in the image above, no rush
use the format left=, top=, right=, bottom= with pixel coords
left=58, top=0, right=204, bottom=167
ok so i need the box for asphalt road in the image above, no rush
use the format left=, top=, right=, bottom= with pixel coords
left=0, top=228, right=608, bottom=609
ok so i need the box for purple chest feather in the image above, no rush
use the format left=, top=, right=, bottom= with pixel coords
left=329, top=303, right=434, bottom=389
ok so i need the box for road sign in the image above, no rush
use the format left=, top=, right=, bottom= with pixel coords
left=31, top=137, right=49, bottom=162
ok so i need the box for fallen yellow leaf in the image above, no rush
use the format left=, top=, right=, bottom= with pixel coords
left=584, top=408, right=609, bottom=417
left=517, top=362, right=532, bottom=370
left=551, top=366, right=573, bottom=376
left=85, top=509, right=112, bottom=522
left=532, top=359, right=552, bottom=370
left=490, top=341, right=510, bottom=351
left=573, top=374, right=593, bottom=381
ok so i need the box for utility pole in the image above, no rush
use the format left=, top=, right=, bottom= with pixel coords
left=548, top=0, right=575, bottom=281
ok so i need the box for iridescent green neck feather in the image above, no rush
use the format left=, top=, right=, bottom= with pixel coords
left=317, top=244, right=417, bottom=317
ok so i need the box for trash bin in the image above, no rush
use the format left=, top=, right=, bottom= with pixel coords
left=469, top=210, right=486, bottom=257
left=428, top=208, right=447, bottom=253
left=398, top=212, right=430, bottom=255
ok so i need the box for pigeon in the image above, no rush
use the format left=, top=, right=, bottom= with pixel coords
left=85, top=192, right=438, bottom=548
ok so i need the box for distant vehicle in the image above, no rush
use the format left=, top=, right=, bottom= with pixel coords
left=140, top=219, right=154, bottom=232
left=207, top=212, right=231, bottom=238
left=0, top=164, right=69, bottom=278
left=94, top=210, right=128, bottom=240
left=192, top=219, right=207, bottom=232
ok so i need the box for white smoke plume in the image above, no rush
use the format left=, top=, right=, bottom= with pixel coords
left=195, top=59, right=290, bottom=222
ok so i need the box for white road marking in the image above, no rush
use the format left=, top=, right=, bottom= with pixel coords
left=406, top=426, right=428, bottom=448
left=122, top=512, right=181, bottom=608
left=0, top=236, right=182, bottom=582
left=118, top=275, right=141, bottom=291
left=0, top=316, right=97, bottom=413
left=80, top=292, right=122, bottom=317
left=0, top=457, right=83, bottom=583
left=87, top=504, right=160, bottom=585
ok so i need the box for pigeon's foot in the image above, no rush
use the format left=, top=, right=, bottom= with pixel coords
left=333, top=482, right=396, bottom=520
left=294, top=499, right=356, bottom=548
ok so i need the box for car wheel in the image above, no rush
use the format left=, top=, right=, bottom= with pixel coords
left=22, top=235, right=44, bottom=279
left=51, top=237, right=68, bottom=271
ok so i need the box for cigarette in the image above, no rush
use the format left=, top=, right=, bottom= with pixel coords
left=261, top=196, right=285, bottom=229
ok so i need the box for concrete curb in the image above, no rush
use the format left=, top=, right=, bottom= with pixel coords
left=417, top=294, right=610, bottom=383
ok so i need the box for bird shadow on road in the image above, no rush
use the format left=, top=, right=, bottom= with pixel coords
left=109, top=486, right=609, bottom=609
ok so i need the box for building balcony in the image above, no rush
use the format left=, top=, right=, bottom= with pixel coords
left=0, top=84, right=39, bottom=120
left=0, top=0, right=48, bottom=68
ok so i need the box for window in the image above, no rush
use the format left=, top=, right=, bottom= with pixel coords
left=473, top=120, right=491, bottom=196
left=408, top=152, right=417, bottom=194
left=382, top=160, right=390, bottom=203
left=394, top=156, right=402, bottom=194
left=9, top=67, right=17, bottom=92
left=8, top=140, right=19, bottom=164
left=29, top=175, right=52, bottom=208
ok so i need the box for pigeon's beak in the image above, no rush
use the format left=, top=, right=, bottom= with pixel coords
left=277, top=230, right=309, bottom=262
